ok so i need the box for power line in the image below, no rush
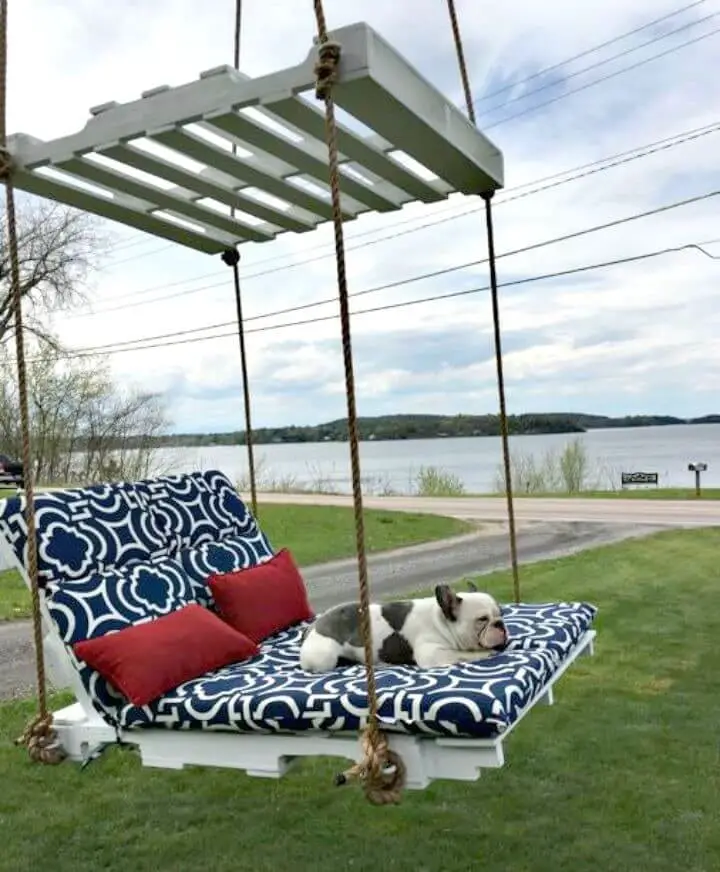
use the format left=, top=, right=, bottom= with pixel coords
left=473, top=0, right=710, bottom=105
left=53, top=181, right=720, bottom=355
left=72, top=185, right=720, bottom=338
left=57, top=120, right=720, bottom=320
left=484, top=23, right=720, bottom=130
left=64, top=237, right=720, bottom=354
left=479, top=10, right=719, bottom=118
left=55, top=240, right=720, bottom=359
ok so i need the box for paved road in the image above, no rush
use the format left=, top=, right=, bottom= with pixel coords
left=256, top=492, right=720, bottom=527
left=0, top=518, right=664, bottom=701
left=303, top=519, right=665, bottom=611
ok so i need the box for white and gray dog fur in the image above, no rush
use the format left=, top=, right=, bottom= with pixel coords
left=299, top=582, right=508, bottom=672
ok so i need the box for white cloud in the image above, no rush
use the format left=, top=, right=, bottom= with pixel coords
left=8, top=0, right=720, bottom=430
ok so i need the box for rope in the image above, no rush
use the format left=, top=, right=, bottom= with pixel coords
left=446, top=0, right=521, bottom=602
left=224, top=0, right=258, bottom=520
left=312, top=0, right=404, bottom=805
left=222, top=249, right=259, bottom=519
left=0, top=0, right=65, bottom=765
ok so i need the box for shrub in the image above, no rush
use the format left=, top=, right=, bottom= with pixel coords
left=414, top=466, right=466, bottom=497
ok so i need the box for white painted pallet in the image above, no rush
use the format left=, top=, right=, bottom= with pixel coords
left=7, top=22, right=504, bottom=254
left=0, top=524, right=594, bottom=788
left=52, top=631, right=595, bottom=788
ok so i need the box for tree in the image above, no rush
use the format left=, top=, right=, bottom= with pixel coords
left=0, top=200, right=102, bottom=347
left=0, top=343, right=170, bottom=486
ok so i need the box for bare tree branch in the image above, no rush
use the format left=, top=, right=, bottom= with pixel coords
left=0, top=199, right=105, bottom=345
left=0, top=343, right=170, bottom=485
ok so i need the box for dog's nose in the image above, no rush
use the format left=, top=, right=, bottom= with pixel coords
left=492, top=619, right=505, bottom=629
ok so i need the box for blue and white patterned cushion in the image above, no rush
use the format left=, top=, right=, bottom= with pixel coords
left=0, top=484, right=167, bottom=585
left=0, top=471, right=598, bottom=738
left=143, top=469, right=273, bottom=556
left=502, top=602, right=596, bottom=658
left=108, top=602, right=597, bottom=740
left=0, top=469, right=276, bottom=723
left=45, top=558, right=197, bottom=646
left=178, top=535, right=275, bottom=607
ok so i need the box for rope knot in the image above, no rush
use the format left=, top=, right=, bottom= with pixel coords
left=0, top=145, right=13, bottom=179
left=334, top=725, right=406, bottom=805
left=15, top=713, right=67, bottom=766
left=314, top=39, right=342, bottom=100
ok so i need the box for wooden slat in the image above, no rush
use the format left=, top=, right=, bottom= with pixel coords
left=152, top=128, right=354, bottom=223
left=55, top=157, right=274, bottom=243
left=264, top=95, right=450, bottom=202
left=205, top=110, right=404, bottom=213
left=15, top=169, right=229, bottom=254
left=98, top=143, right=318, bottom=234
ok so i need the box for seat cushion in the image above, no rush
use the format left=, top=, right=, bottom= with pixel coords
left=112, top=601, right=598, bottom=739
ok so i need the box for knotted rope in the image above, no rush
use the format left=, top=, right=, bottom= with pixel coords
left=0, top=0, right=65, bottom=765
left=312, top=0, right=405, bottom=805
left=15, top=713, right=66, bottom=765
left=334, top=730, right=406, bottom=806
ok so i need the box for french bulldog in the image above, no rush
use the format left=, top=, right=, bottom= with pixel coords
left=299, top=582, right=508, bottom=672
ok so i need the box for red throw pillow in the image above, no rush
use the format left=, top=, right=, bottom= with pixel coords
left=209, top=548, right=314, bottom=643
left=73, top=603, right=258, bottom=707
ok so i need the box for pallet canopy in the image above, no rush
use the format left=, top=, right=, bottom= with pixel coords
left=7, top=22, right=504, bottom=255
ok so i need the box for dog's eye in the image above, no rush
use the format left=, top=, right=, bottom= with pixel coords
left=475, top=616, right=488, bottom=625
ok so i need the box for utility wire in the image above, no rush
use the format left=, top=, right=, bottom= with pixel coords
left=63, top=187, right=720, bottom=339
left=68, top=236, right=720, bottom=351
left=54, top=240, right=720, bottom=359
left=484, top=24, right=720, bottom=130
left=53, top=186, right=720, bottom=356
left=478, top=10, right=719, bottom=118
left=473, top=0, right=710, bottom=105
left=57, top=121, right=720, bottom=320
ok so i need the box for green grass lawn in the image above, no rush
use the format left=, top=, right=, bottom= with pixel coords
left=0, top=503, right=472, bottom=621
left=1, top=528, right=719, bottom=871
left=0, top=569, right=29, bottom=621
left=484, top=487, right=720, bottom=500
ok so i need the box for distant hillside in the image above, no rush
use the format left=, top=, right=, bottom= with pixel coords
left=134, top=411, right=718, bottom=448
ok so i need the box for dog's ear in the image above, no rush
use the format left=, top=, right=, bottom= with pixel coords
left=466, top=579, right=478, bottom=592
left=435, top=584, right=463, bottom=622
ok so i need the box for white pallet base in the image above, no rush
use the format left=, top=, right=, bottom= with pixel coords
left=52, top=631, right=595, bottom=789
left=0, top=524, right=596, bottom=789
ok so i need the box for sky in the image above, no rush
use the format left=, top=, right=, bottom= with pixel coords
left=8, top=0, right=720, bottom=433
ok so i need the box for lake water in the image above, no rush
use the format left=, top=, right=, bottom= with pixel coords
left=153, top=424, right=720, bottom=495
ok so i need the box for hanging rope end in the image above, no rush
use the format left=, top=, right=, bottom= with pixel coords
left=333, top=726, right=406, bottom=805
left=314, top=40, right=342, bottom=100
left=15, top=713, right=67, bottom=766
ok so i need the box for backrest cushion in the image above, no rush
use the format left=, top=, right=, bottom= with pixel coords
left=143, top=470, right=269, bottom=554
left=177, top=535, right=275, bottom=607
left=0, top=481, right=168, bottom=586
left=46, top=557, right=198, bottom=647
left=0, top=468, right=276, bottom=719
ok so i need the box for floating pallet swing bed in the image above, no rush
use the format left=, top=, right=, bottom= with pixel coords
left=0, top=0, right=597, bottom=805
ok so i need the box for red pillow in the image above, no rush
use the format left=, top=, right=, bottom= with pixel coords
left=209, top=548, right=314, bottom=643
left=73, top=603, right=258, bottom=707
